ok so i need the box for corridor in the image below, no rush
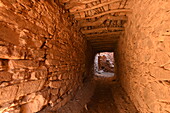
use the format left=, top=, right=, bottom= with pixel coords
left=0, top=0, right=169, bottom=113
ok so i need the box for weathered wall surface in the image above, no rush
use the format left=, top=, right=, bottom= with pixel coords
left=117, top=0, right=170, bottom=113
left=0, top=0, right=94, bottom=113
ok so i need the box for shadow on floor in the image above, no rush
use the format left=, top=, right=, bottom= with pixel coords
left=81, top=73, right=138, bottom=113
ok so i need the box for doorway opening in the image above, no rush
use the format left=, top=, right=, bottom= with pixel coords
left=94, top=52, right=115, bottom=78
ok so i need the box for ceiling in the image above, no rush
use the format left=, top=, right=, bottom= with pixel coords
left=59, top=0, right=131, bottom=52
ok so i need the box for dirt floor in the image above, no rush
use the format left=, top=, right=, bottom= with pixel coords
left=81, top=72, right=138, bottom=113
left=81, top=75, right=118, bottom=113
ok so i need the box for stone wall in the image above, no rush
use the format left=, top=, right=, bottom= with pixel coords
left=116, top=0, right=170, bottom=113
left=0, top=0, right=94, bottom=112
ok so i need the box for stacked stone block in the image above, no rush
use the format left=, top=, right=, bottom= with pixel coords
left=0, top=0, right=94, bottom=112
left=116, top=0, right=170, bottom=112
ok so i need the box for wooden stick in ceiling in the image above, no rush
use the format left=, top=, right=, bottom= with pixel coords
left=86, top=31, right=123, bottom=37
left=87, top=36, right=119, bottom=41
left=88, top=40, right=119, bottom=44
left=65, top=0, right=98, bottom=9
left=76, top=9, right=132, bottom=20
left=81, top=27, right=124, bottom=34
left=70, top=0, right=121, bottom=14
left=79, top=15, right=127, bottom=27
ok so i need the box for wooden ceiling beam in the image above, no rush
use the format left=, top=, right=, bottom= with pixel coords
left=87, top=39, right=118, bottom=42
left=91, top=43, right=115, bottom=47
left=70, top=0, right=121, bottom=14
left=93, top=46, right=116, bottom=49
left=93, top=48, right=115, bottom=51
left=93, top=47, right=115, bottom=49
left=87, top=36, right=119, bottom=39
left=79, top=15, right=127, bottom=27
left=95, top=49, right=115, bottom=52
left=92, top=45, right=116, bottom=48
left=89, top=41, right=117, bottom=44
left=76, top=9, right=132, bottom=20
left=65, top=0, right=98, bottom=9
left=93, top=47, right=115, bottom=51
left=88, top=39, right=118, bottom=42
left=90, top=42, right=116, bottom=44
left=85, top=31, right=123, bottom=37
left=88, top=38, right=118, bottom=42
left=81, top=27, right=124, bottom=34
left=86, top=35, right=119, bottom=39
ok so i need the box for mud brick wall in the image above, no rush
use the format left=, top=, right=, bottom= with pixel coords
left=116, top=0, right=170, bottom=113
left=0, top=0, right=94, bottom=113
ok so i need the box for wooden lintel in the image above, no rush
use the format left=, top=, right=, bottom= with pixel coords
left=80, top=15, right=127, bottom=27
left=92, top=45, right=115, bottom=48
left=86, top=31, right=123, bottom=37
left=82, top=27, right=124, bottom=34
left=65, top=0, right=98, bottom=9
left=93, top=46, right=115, bottom=48
left=94, top=47, right=115, bottom=49
left=88, top=38, right=118, bottom=42
left=87, top=38, right=119, bottom=42
left=76, top=9, right=132, bottom=20
left=93, top=47, right=115, bottom=50
left=89, top=40, right=117, bottom=44
left=88, top=39, right=118, bottom=42
left=95, top=49, right=115, bottom=52
left=93, top=47, right=115, bottom=49
left=70, top=0, right=121, bottom=14
left=93, top=42, right=115, bottom=45
left=87, top=37, right=119, bottom=39
left=86, top=36, right=119, bottom=40
left=92, top=44, right=116, bottom=47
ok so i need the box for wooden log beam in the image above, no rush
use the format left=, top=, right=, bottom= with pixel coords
left=93, top=45, right=116, bottom=47
left=87, top=37, right=118, bottom=42
left=76, top=9, right=132, bottom=20
left=65, top=0, right=98, bottom=9
left=86, top=31, right=123, bottom=37
left=87, top=38, right=118, bottom=41
left=91, top=44, right=116, bottom=48
left=91, top=43, right=116, bottom=46
left=93, top=46, right=116, bottom=48
left=89, top=40, right=118, bottom=44
left=93, top=47, right=115, bottom=50
left=79, top=15, right=127, bottom=27
left=91, top=44, right=116, bottom=47
left=93, top=46, right=115, bottom=49
left=93, top=48, right=115, bottom=53
left=88, top=40, right=118, bottom=44
left=93, top=45, right=116, bottom=48
left=70, top=0, right=121, bottom=14
left=96, top=50, right=115, bottom=52
left=87, top=36, right=119, bottom=39
left=81, top=27, right=124, bottom=34
left=90, top=41, right=116, bottom=43
left=93, top=47, right=115, bottom=49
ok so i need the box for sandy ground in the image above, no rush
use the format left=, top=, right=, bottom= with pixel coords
left=81, top=72, right=137, bottom=113
left=81, top=73, right=118, bottom=113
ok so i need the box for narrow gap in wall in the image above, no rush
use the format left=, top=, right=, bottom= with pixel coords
left=94, top=52, right=116, bottom=79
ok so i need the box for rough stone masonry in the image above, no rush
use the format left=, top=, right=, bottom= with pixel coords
left=116, top=0, right=170, bottom=113
left=0, top=0, right=94, bottom=112
left=0, top=0, right=170, bottom=113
